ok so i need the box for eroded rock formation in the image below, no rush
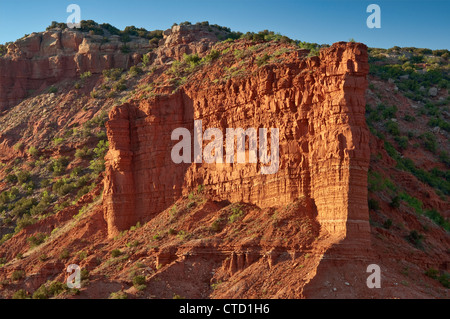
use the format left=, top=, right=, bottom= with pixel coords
left=0, top=29, right=148, bottom=110
left=104, top=27, right=370, bottom=245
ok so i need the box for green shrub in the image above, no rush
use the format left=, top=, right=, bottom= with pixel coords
left=382, top=105, right=398, bottom=119
left=176, top=230, right=189, bottom=240
left=395, top=136, right=409, bottom=150
left=403, top=114, right=416, bottom=122
left=126, top=240, right=140, bottom=248
left=211, top=218, right=223, bottom=233
left=205, top=49, right=220, bottom=62
left=132, top=275, right=146, bottom=286
left=47, top=157, right=69, bottom=176
left=12, top=289, right=28, bottom=299
left=59, top=248, right=70, bottom=260
left=81, top=268, right=89, bottom=281
left=89, top=158, right=105, bottom=174
left=27, top=146, right=39, bottom=157
left=129, top=66, right=142, bottom=77
left=75, top=146, right=93, bottom=159
left=113, top=79, right=127, bottom=91
left=47, top=281, right=68, bottom=296
left=91, top=111, right=109, bottom=127
left=421, top=132, right=437, bottom=153
left=407, top=230, right=424, bottom=248
left=425, top=267, right=439, bottom=279
left=27, top=233, right=47, bottom=248
left=183, top=53, right=200, bottom=66
left=109, top=291, right=128, bottom=299
left=53, top=137, right=64, bottom=146
left=52, top=178, right=75, bottom=196
left=80, top=71, right=92, bottom=81
left=15, top=214, right=36, bottom=232
left=10, top=197, right=38, bottom=217
left=32, top=285, right=49, bottom=299
left=390, top=196, right=400, bottom=208
left=383, top=219, right=393, bottom=229
left=439, top=151, right=450, bottom=167
left=256, top=53, right=271, bottom=67
left=93, top=140, right=109, bottom=158
left=6, top=174, right=18, bottom=184
left=96, top=130, right=107, bottom=139
left=16, top=171, right=30, bottom=184
left=103, top=68, right=123, bottom=81
left=90, top=90, right=99, bottom=99
left=48, top=86, right=58, bottom=94
left=424, top=209, right=450, bottom=231
left=76, top=186, right=91, bottom=199
left=428, top=117, right=450, bottom=132
left=438, top=272, right=450, bottom=288
left=389, top=149, right=450, bottom=195
left=120, top=44, right=130, bottom=54
left=13, top=142, right=24, bottom=152
left=368, top=198, right=380, bottom=211
left=385, top=120, right=400, bottom=136
left=70, top=166, right=83, bottom=178
left=0, top=44, right=7, bottom=57
left=111, top=249, right=122, bottom=258
left=120, top=34, right=131, bottom=43
left=367, top=170, right=396, bottom=193
left=142, top=54, right=150, bottom=67
left=399, top=192, right=423, bottom=214
left=54, top=200, right=70, bottom=213
left=11, top=270, right=25, bottom=281
left=228, top=204, right=244, bottom=223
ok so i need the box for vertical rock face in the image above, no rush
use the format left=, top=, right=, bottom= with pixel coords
left=309, top=45, right=370, bottom=243
left=104, top=38, right=370, bottom=243
left=0, top=30, right=149, bottom=111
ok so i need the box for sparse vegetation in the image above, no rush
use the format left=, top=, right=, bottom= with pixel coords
left=407, top=230, right=424, bottom=248
left=27, top=232, right=47, bottom=248
left=12, top=289, right=29, bottom=299
left=48, top=86, right=58, bottom=94
left=368, top=198, right=380, bottom=211
left=59, top=248, right=70, bottom=260
left=103, top=68, right=123, bottom=81
left=80, top=71, right=92, bottom=81
left=132, top=275, right=146, bottom=287
left=142, top=54, right=150, bottom=67
left=11, top=270, right=25, bottom=281
left=256, top=53, right=270, bottom=67
left=228, top=204, right=245, bottom=223
left=32, top=281, right=68, bottom=299
left=109, top=291, right=128, bottom=299
left=111, top=249, right=122, bottom=258
left=425, top=268, right=450, bottom=288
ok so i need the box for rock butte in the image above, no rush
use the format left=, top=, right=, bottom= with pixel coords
left=0, top=29, right=148, bottom=111
left=104, top=25, right=371, bottom=251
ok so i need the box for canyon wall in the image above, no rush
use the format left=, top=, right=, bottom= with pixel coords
left=104, top=37, right=371, bottom=243
left=0, top=29, right=148, bottom=110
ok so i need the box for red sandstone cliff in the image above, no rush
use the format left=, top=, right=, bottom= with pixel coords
left=0, top=29, right=148, bottom=111
left=104, top=37, right=371, bottom=248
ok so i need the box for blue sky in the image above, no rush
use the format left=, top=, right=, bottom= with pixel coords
left=0, top=0, right=449, bottom=49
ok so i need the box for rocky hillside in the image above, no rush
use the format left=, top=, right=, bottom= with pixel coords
left=0, top=21, right=448, bottom=299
